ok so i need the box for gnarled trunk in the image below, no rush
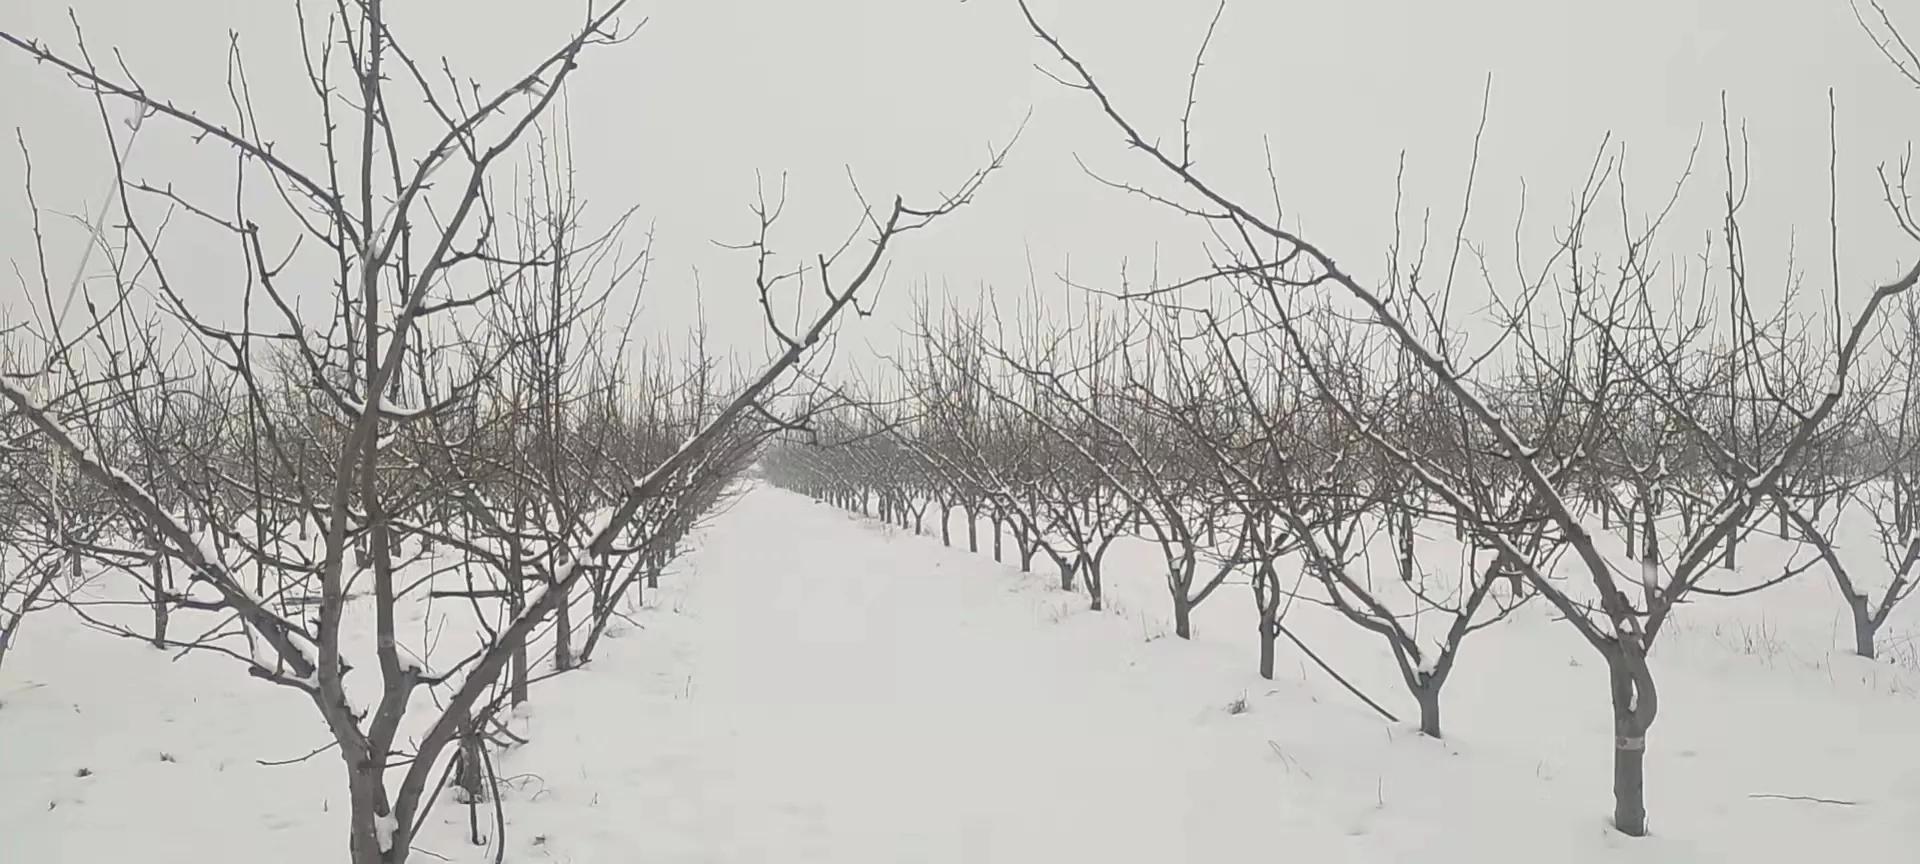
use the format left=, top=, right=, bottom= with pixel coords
left=1609, top=660, right=1650, bottom=837
left=453, top=716, right=485, bottom=811
left=1414, top=683, right=1442, bottom=739
left=1257, top=613, right=1277, bottom=679
left=149, top=544, right=170, bottom=649
left=344, top=753, right=395, bottom=864
left=508, top=507, right=530, bottom=706
left=552, top=563, right=573, bottom=673
left=1254, top=560, right=1280, bottom=678
left=1847, top=593, right=1877, bottom=659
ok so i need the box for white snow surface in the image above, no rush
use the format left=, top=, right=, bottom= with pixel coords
left=3, top=485, right=1919, bottom=862
left=374, top=813, right=399, bottom=852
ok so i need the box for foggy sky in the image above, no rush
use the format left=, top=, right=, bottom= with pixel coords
left=3, top=0, right=1916, bottom=370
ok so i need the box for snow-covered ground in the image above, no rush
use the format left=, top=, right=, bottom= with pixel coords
left=5, top=484, right=1920, bottom=862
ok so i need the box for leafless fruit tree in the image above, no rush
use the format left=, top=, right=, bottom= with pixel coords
left=0, top=0, right=1014, bottom=859
left=1014, top=0, right=1919, bottom=836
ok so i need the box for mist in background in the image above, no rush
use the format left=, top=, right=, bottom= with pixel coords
left=3, top=0, right=1914, bottom=373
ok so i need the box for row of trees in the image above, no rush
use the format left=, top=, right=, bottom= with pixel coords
left=763, top=0, right=1920, bottom=839
left=0, top=2, right=1011, bottom=863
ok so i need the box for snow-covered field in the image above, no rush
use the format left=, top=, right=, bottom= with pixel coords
left=5, top=484, right=1919, bottom=862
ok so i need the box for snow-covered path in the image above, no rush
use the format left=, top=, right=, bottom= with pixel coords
left=470, top=485, right=1920, bottom=863
left=505, top=486, right=1312, bottom=862
left=8, top=484, right=1920, bottom=863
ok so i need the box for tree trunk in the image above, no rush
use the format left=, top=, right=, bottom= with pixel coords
left=1397, top=509, right=1415, bottom=583
left=1415, top=683, right=1442, bottom=738
left=1848, top=593, right=1877, bottom=659
left=992, top=518, right=1004, bottom=563
left=1058, top=557, right=1075, bottom=591
left=345, top=756, right=393, bottom=864
left=1609, top=661, right=1649, bottom=837
left=966, top=507, right=979, bottom=553
left=1258, top=613, right=1277, bottom=679
left=454, top=716, right=484, bottom=809
left=552, top=567, right=573, bottom=673
left=0, top=618, right=13, bottom=675
left=1173, top=593, right=1193, bottom=640
left=508, top=508, right=529, bottom=706
left=940, top=506, right=952, bottom=547
left=1084, top=558, right=1102, bottom=611
left=0, top=592, right=16, bottom=673
left=150, top=547, right=169, bottom=649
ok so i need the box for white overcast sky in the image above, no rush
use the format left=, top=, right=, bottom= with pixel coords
left=3, top=0, right=1917, bottom=368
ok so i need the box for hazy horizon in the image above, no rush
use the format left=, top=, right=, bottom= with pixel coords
left=4, top=0, right=1916, bottom=370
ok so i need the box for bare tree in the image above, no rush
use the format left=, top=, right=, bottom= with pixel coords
left=0, top=1, right=1015, bottom=860
left=1016, top=0, right=1918, bottom=834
